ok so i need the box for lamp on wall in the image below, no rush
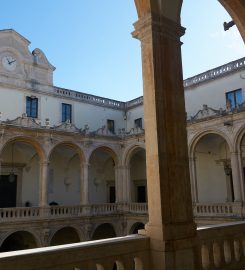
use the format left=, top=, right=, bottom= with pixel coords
left=9, top=143, right=15, bottom=183
left=223, top=143, right=232, bottom=176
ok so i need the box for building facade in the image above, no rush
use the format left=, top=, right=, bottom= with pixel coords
left=0, top=29, right=245, bottom=251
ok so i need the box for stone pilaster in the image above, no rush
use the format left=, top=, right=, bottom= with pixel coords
left=115, top=165, right=131, bottom=202
left=133, top=13, right=199, bottom=270
left=230, top=152, right=242, bottom=202
left=39, top=161, right=49, bottom=207
left=80, top=162, right=89, bottom=205
left=189, top=156, right=199, bottom=203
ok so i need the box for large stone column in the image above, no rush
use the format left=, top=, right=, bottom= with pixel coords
left=80, top=162, right=89, bottom=205
left=39, top=161, right=49, bottom=207
left=230, top=151, right=242, bottom=202
left=132, top=13, right=199, bottom=270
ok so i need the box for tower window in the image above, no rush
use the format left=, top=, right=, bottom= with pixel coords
left=26, top=96, right=38, bottom=118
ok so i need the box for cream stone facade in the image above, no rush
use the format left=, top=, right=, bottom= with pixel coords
left=0, top=28, right=245, bottom=261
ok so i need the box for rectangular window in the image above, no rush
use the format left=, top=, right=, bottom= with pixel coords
left=226, top=89, right=243, bottom=109
left=107, top=119, right=115, bottom=134
left=62, top=103, right=72, bottom=123
left=26, top=96, right=38, bottom=118
left=135, top=118, right=143, bottom=129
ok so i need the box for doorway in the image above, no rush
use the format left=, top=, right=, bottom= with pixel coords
left=0, top=175, right=17, bottom=207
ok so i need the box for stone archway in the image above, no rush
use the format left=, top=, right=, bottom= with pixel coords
left=50, top=227, right=80, bottom=246
left=0, top=231, right=38, bottom=252
left=127, top=147, right=147, bottom=203
left=194, top=133, right=233, bottom=203
left=48, top=142, right=84, bottom=206
left=0, top=139, right=44, bottom=207
left=88, top=147, right=117, bottom=204
left=92, top=223, right=116, bottom=240
left=129, top=222, right=145, bottom=234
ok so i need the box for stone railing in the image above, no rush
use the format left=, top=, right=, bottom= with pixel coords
left=193, top=202, right=242, bottom=218
left=0, top=203, right=148, bottom=222
left=0, top=207, right=40, bottom=220
left=184, top=57, right=245, bottom=88
left=0, top=234, right=150, bottom=270
left=54, top=87, right=125, bottom=110
left=198, top=221, right=245, bottom=269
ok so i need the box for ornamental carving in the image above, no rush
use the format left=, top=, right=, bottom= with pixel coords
left=54, top=120, right=80, bottom=133
left=4, top=114, right=41, bottom=128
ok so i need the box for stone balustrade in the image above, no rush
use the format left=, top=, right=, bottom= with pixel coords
left=1, top=202, right=245, bottom=223
left=198, top=222, right=245, bottom=269
left=193, top=202, right=243, bottom=218
left=2, top=221, right=245, bottom=269
left=0, top=203, right=148, bottom=222
left=184, top=57, right=245, bottom=89
left=0, top=234, right=150, bottom=270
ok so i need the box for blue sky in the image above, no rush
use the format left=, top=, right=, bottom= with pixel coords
left=0, top=1, right=244, bottom=101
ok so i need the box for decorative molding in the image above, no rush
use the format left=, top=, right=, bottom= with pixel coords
left=54, top=120, right=80, bottom=133
left=4, top=114, right=41, bottom=128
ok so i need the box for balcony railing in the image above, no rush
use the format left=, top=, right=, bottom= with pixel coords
left=193, top=202, right=242, bottom=218
left=0, top=234, right=150, bottom=270
left=1, top=221, right=245, bottom=269
left=0, top=203, right=148, bottom=222
left=1, top=202, right=245, bottom=223
left=198, top=222, right=245, bottom=269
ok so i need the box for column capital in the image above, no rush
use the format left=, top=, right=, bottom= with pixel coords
left=132, top=13, right=185, bottom=42
left=39, top=160, right=50, bottom=166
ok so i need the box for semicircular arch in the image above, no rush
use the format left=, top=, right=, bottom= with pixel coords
left=88, top=145, right=119, bottom=166
left=0, top=136, right=46, bottom=161
left=189, top=130, right=232, bottom=158
left=48, top=141, right=85, bottom=163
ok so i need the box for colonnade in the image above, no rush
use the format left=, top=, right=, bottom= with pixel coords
left=0, top=136, right=146, bottom=208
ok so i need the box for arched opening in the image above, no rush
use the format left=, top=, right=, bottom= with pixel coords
left=240, top=133, right=245, bottom=188
left=50, top=227, right=80, bottom=246
left=129, top=222, right=145, bottom=234
left=129, top=148, right=147, bottom=203
left=92, top=223, right=116, bottom=240
left=0, top=140, right=41, bottom=207
left=89, top=147, right=117, bottom=204
left=194, top=133, right=233, bottom=203
left=49, top=143, right=82, bottom=205
left=0, top=231, right=38, bottom=252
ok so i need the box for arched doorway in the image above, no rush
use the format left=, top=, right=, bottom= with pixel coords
left=129, top=148, right=147, bottom=203
left=0, top=140, right=42, bottom=207
left=49, top=143, right=82, bottom=205
left=92, top=223, right=116, bottom=240
left=0, top=231, right=38, bottom=252
left=50, top=227, right=80, bottom=246
left=194, top=133, right=233, bottom=203
left=89, top=147, right=117, bottom=204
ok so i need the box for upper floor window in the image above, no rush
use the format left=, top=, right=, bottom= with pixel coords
left=62, top=103, right=72, bottom=123
left=135, top=118, right=143, bottom=129
left=107, top=119, right=115, bottom=134
left=26, top=96, right=38, bottom=118
left=226, top=89, right=243, bottom=110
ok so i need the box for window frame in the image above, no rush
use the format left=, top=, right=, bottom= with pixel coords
left=62, top=103, right=72, bottom=123
left=134, top=118, right=143, bottom=129
left=107, top=119, right=115, bottom=134
left=26, top=96, right=38, bottom=118
left=226, top=88, right=243, bottom=110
